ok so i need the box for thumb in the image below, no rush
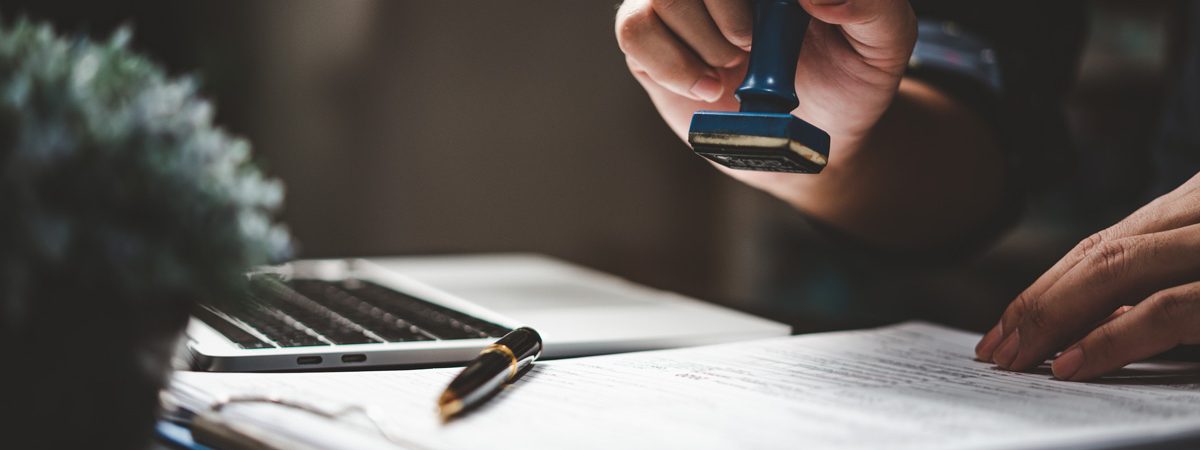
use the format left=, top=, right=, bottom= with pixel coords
left=798, top=0, right=916, bottom=73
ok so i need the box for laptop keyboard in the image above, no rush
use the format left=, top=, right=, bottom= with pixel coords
left=196, top=275, right=511, bottom=349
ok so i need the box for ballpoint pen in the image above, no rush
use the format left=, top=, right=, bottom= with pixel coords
left=437, top=327, right=543, bottom=420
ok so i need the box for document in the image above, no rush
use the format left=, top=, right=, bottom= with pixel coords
left=170, top=322, right=1200, bottom=449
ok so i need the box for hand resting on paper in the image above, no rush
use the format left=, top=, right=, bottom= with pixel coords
left=976, top=172, right=1200, bottom=381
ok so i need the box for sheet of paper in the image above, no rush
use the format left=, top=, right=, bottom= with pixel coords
left=171, top=322, right=1200, bottom=450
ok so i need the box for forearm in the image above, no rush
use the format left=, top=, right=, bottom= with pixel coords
left=726, top=78, right=1008, bottom=252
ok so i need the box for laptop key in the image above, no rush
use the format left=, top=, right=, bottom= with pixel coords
left=199, top=274, right=509, bottom=348
left=250, top=276, right=381, bottom=345
left=232, top=302, right=328, bottom=347
left=193, top=306, right=274, bottom=349
left=342, top=281, right=510, bottom=340
left=288, top=280, right=432, bottom=342
left=343, top=283, right=472, bottom=338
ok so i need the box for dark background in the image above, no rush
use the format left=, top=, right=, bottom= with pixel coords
left=1, top=0, right=1183, bottom=332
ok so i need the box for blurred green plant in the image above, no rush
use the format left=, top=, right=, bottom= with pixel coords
left=0, top=19, right=291, bottom=448
left=0, top=20, right=290, bottom=328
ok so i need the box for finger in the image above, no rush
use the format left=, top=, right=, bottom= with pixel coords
left=627, top=56, right=698, bottom=135
left=979, top=307, right=1128, bottom=362
left=979, top=232, right=1113, bottom=362
left=616, top=1, right=725, bottom=102
left=1099, top=305, right=1134, bottom=326
left=979, top=192, right=1200, bottom=361
left=992, top=223, right=1200, bottom=371
left=703, top=0, right=753, bottom=50
left=797, top=0, right=916, bottom=74
left=978, top=236, right=1130, bottom=362
left=975, top=322, right=1003, bottom=361
left=1053, top=281, right=1200, bottom=381
left=1021, top=180, right=1200, bottom=319
left=1156, top=171, right=1200, bottom=225
left=653, top=0, right=747, bottom=68
left=1039, top=305, right=1133, bottom=361
left=627, top=55, right=744, bottom=141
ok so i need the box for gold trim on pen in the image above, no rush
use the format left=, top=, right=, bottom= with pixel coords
left=482, top=344, right=519, bottom=380
left=438, top=396, right=463, bottom=422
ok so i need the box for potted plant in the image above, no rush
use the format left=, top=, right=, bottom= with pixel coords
left=0, top=20, right=290, bottom=448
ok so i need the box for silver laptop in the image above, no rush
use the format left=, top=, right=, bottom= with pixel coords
left=186, top=253, right=789, bottom=372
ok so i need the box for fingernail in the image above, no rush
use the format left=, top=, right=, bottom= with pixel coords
left=689, top=74, right=723, bottom=102
left=994, top=329, right=1020, bottom=368
left=1053, top=346, right=1084, bottom=380
left=975, top=323, right=1003, bottom=361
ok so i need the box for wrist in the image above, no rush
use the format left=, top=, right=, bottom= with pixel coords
left=778, top=78, right=1006, bottom=253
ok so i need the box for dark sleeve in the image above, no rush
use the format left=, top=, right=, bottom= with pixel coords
left=909, top=0, right=1087, bottom=193
left=805, top=1, right=1089, bottom=264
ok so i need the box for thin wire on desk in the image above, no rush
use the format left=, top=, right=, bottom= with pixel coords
left=210, top=394, right=428, bottom=449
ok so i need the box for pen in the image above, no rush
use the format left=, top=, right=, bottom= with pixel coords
left=437, top=326, right=543, bottom=420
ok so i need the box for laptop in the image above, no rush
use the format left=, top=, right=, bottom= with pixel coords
left=186, top=253, right=790, bottom=372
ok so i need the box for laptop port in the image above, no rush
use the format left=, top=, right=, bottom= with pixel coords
left=296, top=356, right=323, bottom=365
left=341, top=354, right=367, bottom=363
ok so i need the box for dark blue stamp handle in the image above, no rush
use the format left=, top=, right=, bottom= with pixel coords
left=736, top=0, right=812, bottom=114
